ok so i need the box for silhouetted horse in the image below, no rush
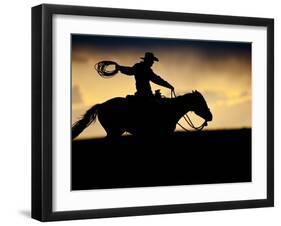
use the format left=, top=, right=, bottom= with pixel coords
left=72, top=90, right=212, bottom=139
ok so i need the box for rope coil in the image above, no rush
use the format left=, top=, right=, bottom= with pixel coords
left=94, top=61, right=119, bottom=78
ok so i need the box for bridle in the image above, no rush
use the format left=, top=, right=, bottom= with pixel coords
left=171, top=90, right=208, bottom=131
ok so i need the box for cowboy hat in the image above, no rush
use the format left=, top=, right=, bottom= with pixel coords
left=140, top=52, right=159, bottom=62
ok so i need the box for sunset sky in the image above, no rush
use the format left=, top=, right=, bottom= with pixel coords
left=72, top=34, right=252, bottom=139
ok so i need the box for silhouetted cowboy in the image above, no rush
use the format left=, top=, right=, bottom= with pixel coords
left=116, top=52, right=174, bottom=97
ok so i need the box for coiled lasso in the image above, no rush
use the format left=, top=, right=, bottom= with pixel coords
left=94, top=61, right=119, bottom=78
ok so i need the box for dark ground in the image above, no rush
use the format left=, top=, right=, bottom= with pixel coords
left=72, top=129, right=251, bottom=190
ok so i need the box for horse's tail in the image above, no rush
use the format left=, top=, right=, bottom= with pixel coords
left=72, top=104, right=100, bottom=140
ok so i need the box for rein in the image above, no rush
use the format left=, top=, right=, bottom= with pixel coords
left=171, top=90, right=207, bottom=131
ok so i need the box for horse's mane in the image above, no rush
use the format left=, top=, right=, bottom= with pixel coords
left=183, top=90, right=204, bottom=100
left=173, top=90, right=206, bottom=106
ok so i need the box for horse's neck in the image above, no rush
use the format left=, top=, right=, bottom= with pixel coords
left=173, top=95, right=194, bottom=120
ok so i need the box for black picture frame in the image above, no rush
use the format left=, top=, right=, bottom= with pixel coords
left=32, top=3, right=274, bottom=222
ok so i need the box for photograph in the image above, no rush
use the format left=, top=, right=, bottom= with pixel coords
left=71, top=34, right=252, bottom=190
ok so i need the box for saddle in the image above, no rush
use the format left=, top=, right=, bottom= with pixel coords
left=125, top=89, right=167, bottom=111
left=126, top=89, right=164, bottom=101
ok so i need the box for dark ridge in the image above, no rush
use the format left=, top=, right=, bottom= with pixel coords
left=72, top=129, right=251, bottom=190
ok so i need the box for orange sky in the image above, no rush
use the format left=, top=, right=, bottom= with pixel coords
left=72, top=35, right=251, bottom=139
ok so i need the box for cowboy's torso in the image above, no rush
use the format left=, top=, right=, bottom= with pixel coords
left=133, top=62, right=154, bottom=96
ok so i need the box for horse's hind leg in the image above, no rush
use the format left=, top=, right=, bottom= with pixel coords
left=97, top=103, right=126, bottom=139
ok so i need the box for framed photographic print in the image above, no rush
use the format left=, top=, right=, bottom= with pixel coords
left=32, top=4, right=274, bottom=221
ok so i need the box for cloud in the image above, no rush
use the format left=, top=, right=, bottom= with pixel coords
left=72, top=48, right=89, bottom=63
left=208, top=99, right=251, bottom=129
left=239, top=90, right=251, bottom=98
left=201, top=90, right=226, bottom=103
left=169, top=90, right=224, bottom=100
left=72, top=85, right=83, bottom=104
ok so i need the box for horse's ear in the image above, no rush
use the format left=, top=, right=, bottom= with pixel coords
left=192, top=90, right=194, bottom=93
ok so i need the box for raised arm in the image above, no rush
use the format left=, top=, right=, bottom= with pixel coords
left=150, top=72, right=174, bottom=90
left=116, top=64, right=135, bottom=76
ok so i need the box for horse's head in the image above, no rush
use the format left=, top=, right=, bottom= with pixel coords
left=187, top=90, right=213, bottom=122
